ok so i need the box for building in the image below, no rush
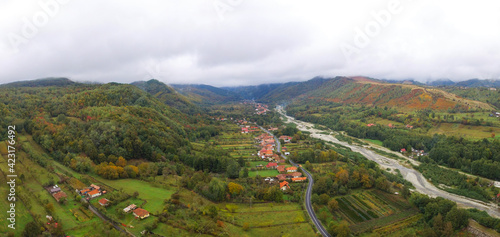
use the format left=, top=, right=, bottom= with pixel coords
left=290, top=172, right=302, bottom=178
left=292, top=177, right=307, bottom=182
left=98, top=198, right=109, bottom=206
left=79, top=188, right=91, bottom=195
left=49, top=186, right=61, bottom=193
left=133, top=208, right=150, bottom=219
left=286, top=166, right=298, bottom=173
left=52, top=191, right=67, bottom=202
left=123, top=204, right=137, bottom=213
left=87, top=189, right=101, bottom=198
left=280, top=181, right=290, bottom=191
left=90, top=184, right=101, bottom=190
left=266, top=162, right=278, bottom=169
left=277, top=165, right=286, bottom=173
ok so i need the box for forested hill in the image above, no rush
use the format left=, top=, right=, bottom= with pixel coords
left=171, top=84, right=242, bottom=105
left=0, top=82, right=197, bottom=166
left=255, top=76, right=494, bottom=111
left=131, top=79, right=200, bottom=114
left=222, top=82, right=298, bottom=100
left=0, top=77, right=78, bottom=87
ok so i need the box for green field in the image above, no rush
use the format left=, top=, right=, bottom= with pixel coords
left=248, top=169, right=279, bottom=178
left=363, top=139, right=383, bottom=146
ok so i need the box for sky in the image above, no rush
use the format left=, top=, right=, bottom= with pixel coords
left=1, top=0, right=500, bottom=87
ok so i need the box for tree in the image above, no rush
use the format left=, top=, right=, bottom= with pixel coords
left=304, top=161, right=313, bottom=171
left=361, top=174, right=373, bottom=188
left=242, top=222, right=250, bottom=231
left=329, top=220, right=350, bottom=237
left=226, top=160, right=240, bottom=179
left=335, top=168, right=349, bottom=184
left=445, top=207, right=469, bottom=230
left=22, top=221, right=40, bottom=237
left=328, top=198, right=339, bottom=211
left=319, top=194, right=330, bottom=205
left=116, top=156, right=127, bottom=167
left=227, top=182, right=244, bottom=196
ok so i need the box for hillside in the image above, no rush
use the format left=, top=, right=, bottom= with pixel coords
left=0, top=77, right=78, bottom=87
left=131, top=79, right=200, bottom=114
left=223, top=82, right=297, bottom=100
left=260, top=76, right=494, bottom=111
left=0, top=82, right=192, bottom=163
left=171, top=84, right=241, bottom=105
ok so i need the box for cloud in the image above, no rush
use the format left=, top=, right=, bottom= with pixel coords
left=1, top=0, right=500, bottom=86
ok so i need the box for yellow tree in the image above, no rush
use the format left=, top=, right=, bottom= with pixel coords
left=227, top=182, right=244, bottom=196
left=335, top=168, right=349, bottom=185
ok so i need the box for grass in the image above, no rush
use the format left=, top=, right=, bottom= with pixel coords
left=364, top=139, right=383, bottom=146
left=247, top=169, right=279, bottom=178
left=89, top=177, right=175, bottom=213
left=428, top=122, right=500, bottom=140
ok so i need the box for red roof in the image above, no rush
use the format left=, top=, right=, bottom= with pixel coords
left=277, top=165, right=285, bottom=172
left=280, top=181, right=290, bottom=189
left=292, top=177, right=307, bottom=182
left=400, top=148, right=406, bottom=152
left=266, top=162, right=278, bottom=168
left=290, top=172, right=302, bottom=177
left=367, top=123, right=375, bottom=127
left=88, top=189, right=100, bottom=196
left=52, top=191, right=67, bottom=202
left=286, top=167, right=297, bottom=171
left=133, top=208, right=149, bottom=217
left=98, top=198, right=109, bottom=205
left=276, top=174, right=287, bottom=181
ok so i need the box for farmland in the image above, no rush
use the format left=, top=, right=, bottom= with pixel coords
left=331, top=189, right=420, bottom=235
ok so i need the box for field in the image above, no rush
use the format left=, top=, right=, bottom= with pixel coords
left=363, top=139, right=383, bottom=146
left=332, top=190, right=419, bottom=234
left=0, top=138, right=107, bottom=236
left=217, top=202, right=316, bottom=236
left=248, top=169, right=279, bottom=178
left=215, top=124, right=258, bottom=160
left=428, top=122, right=500, bottom=140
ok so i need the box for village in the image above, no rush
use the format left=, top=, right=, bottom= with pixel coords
left=237, top=118, right=307, bottom=192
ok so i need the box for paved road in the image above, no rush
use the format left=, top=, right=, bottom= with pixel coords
left=276, top=106, right=500, bottom=219
left=258, top=125, right=331, bottom=237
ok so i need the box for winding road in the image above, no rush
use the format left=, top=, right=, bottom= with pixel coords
left=276, top=106, right=500, bottom=219
left=258, top=125, right=331, bottom=237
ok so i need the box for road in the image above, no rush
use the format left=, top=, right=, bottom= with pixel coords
left=276, top=106, right=500, bottom=219
left=84, top=198, right=134, bottom=236
left=258, top=125, right=331, bottom=237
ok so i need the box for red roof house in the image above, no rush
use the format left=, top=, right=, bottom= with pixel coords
left=280, top=181, right=290, bottom=191
left=286, top=166, right=298, bottom=173
left=277, top=165, right=286, bottom=173
left=266, top=162, right=278, bottom=169
left=133, top=208, right=150, bottom=219
left=98, top=198, right=109, bottom=206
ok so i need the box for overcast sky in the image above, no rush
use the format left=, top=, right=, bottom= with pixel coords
left=1, top=0, right=500, bottom=86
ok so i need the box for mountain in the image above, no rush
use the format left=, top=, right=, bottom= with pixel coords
left=427, top=79, right=455, bottom=87
left=257, top=76, right=494, bottom=111
left=131, top=79, right=199, bottom=114
left=0, top=77, right=78, bottom=87
left=455, top=79, right=500, bottom=88
left=222, top=83, right=295, bottom=100
left=170, top=84, right=241, bottom=105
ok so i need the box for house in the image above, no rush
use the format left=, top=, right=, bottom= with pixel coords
left=133, top=208, right=150, bottom=219
left=266, top=162, right=278, bottom=169
left=280, top=181, right=290, bottom=191
left=49, top=186, right=61, bottom=193
left=241, top=127, right=249, bottom=134
left=284, top=152, right=290, bottom=156
left=98, top=198, right=109, bottom=206
left=292, top=177, right=307, bottom=182
left=87, top=189, right=101, bottom=198
left=367, top=123, right=375, bottom=127
left=277, top=165, right=286, bottom=173
left=286, top=166, right=298, bottom=173
left=276, top=174, right=287, bottom=181
left=90, top=184, right=101, bottom=190
left=290, top=172, right=302, bottom=178
left=256, top=164, right=264, bottom=170
left=52, top=191, right=67, bottom=202
left=123, top=204, right=137, bottom=213
left=79, top=188, right=91, bottom=195
left=281, top=147, right=287, bottom=152
left=279, top=136, right=292, bottom=143
left=406, top=124, right=413, bottom=129
left=388, top=123, right=395, bottom=128
left=400, top=148, right=406, bottom=153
